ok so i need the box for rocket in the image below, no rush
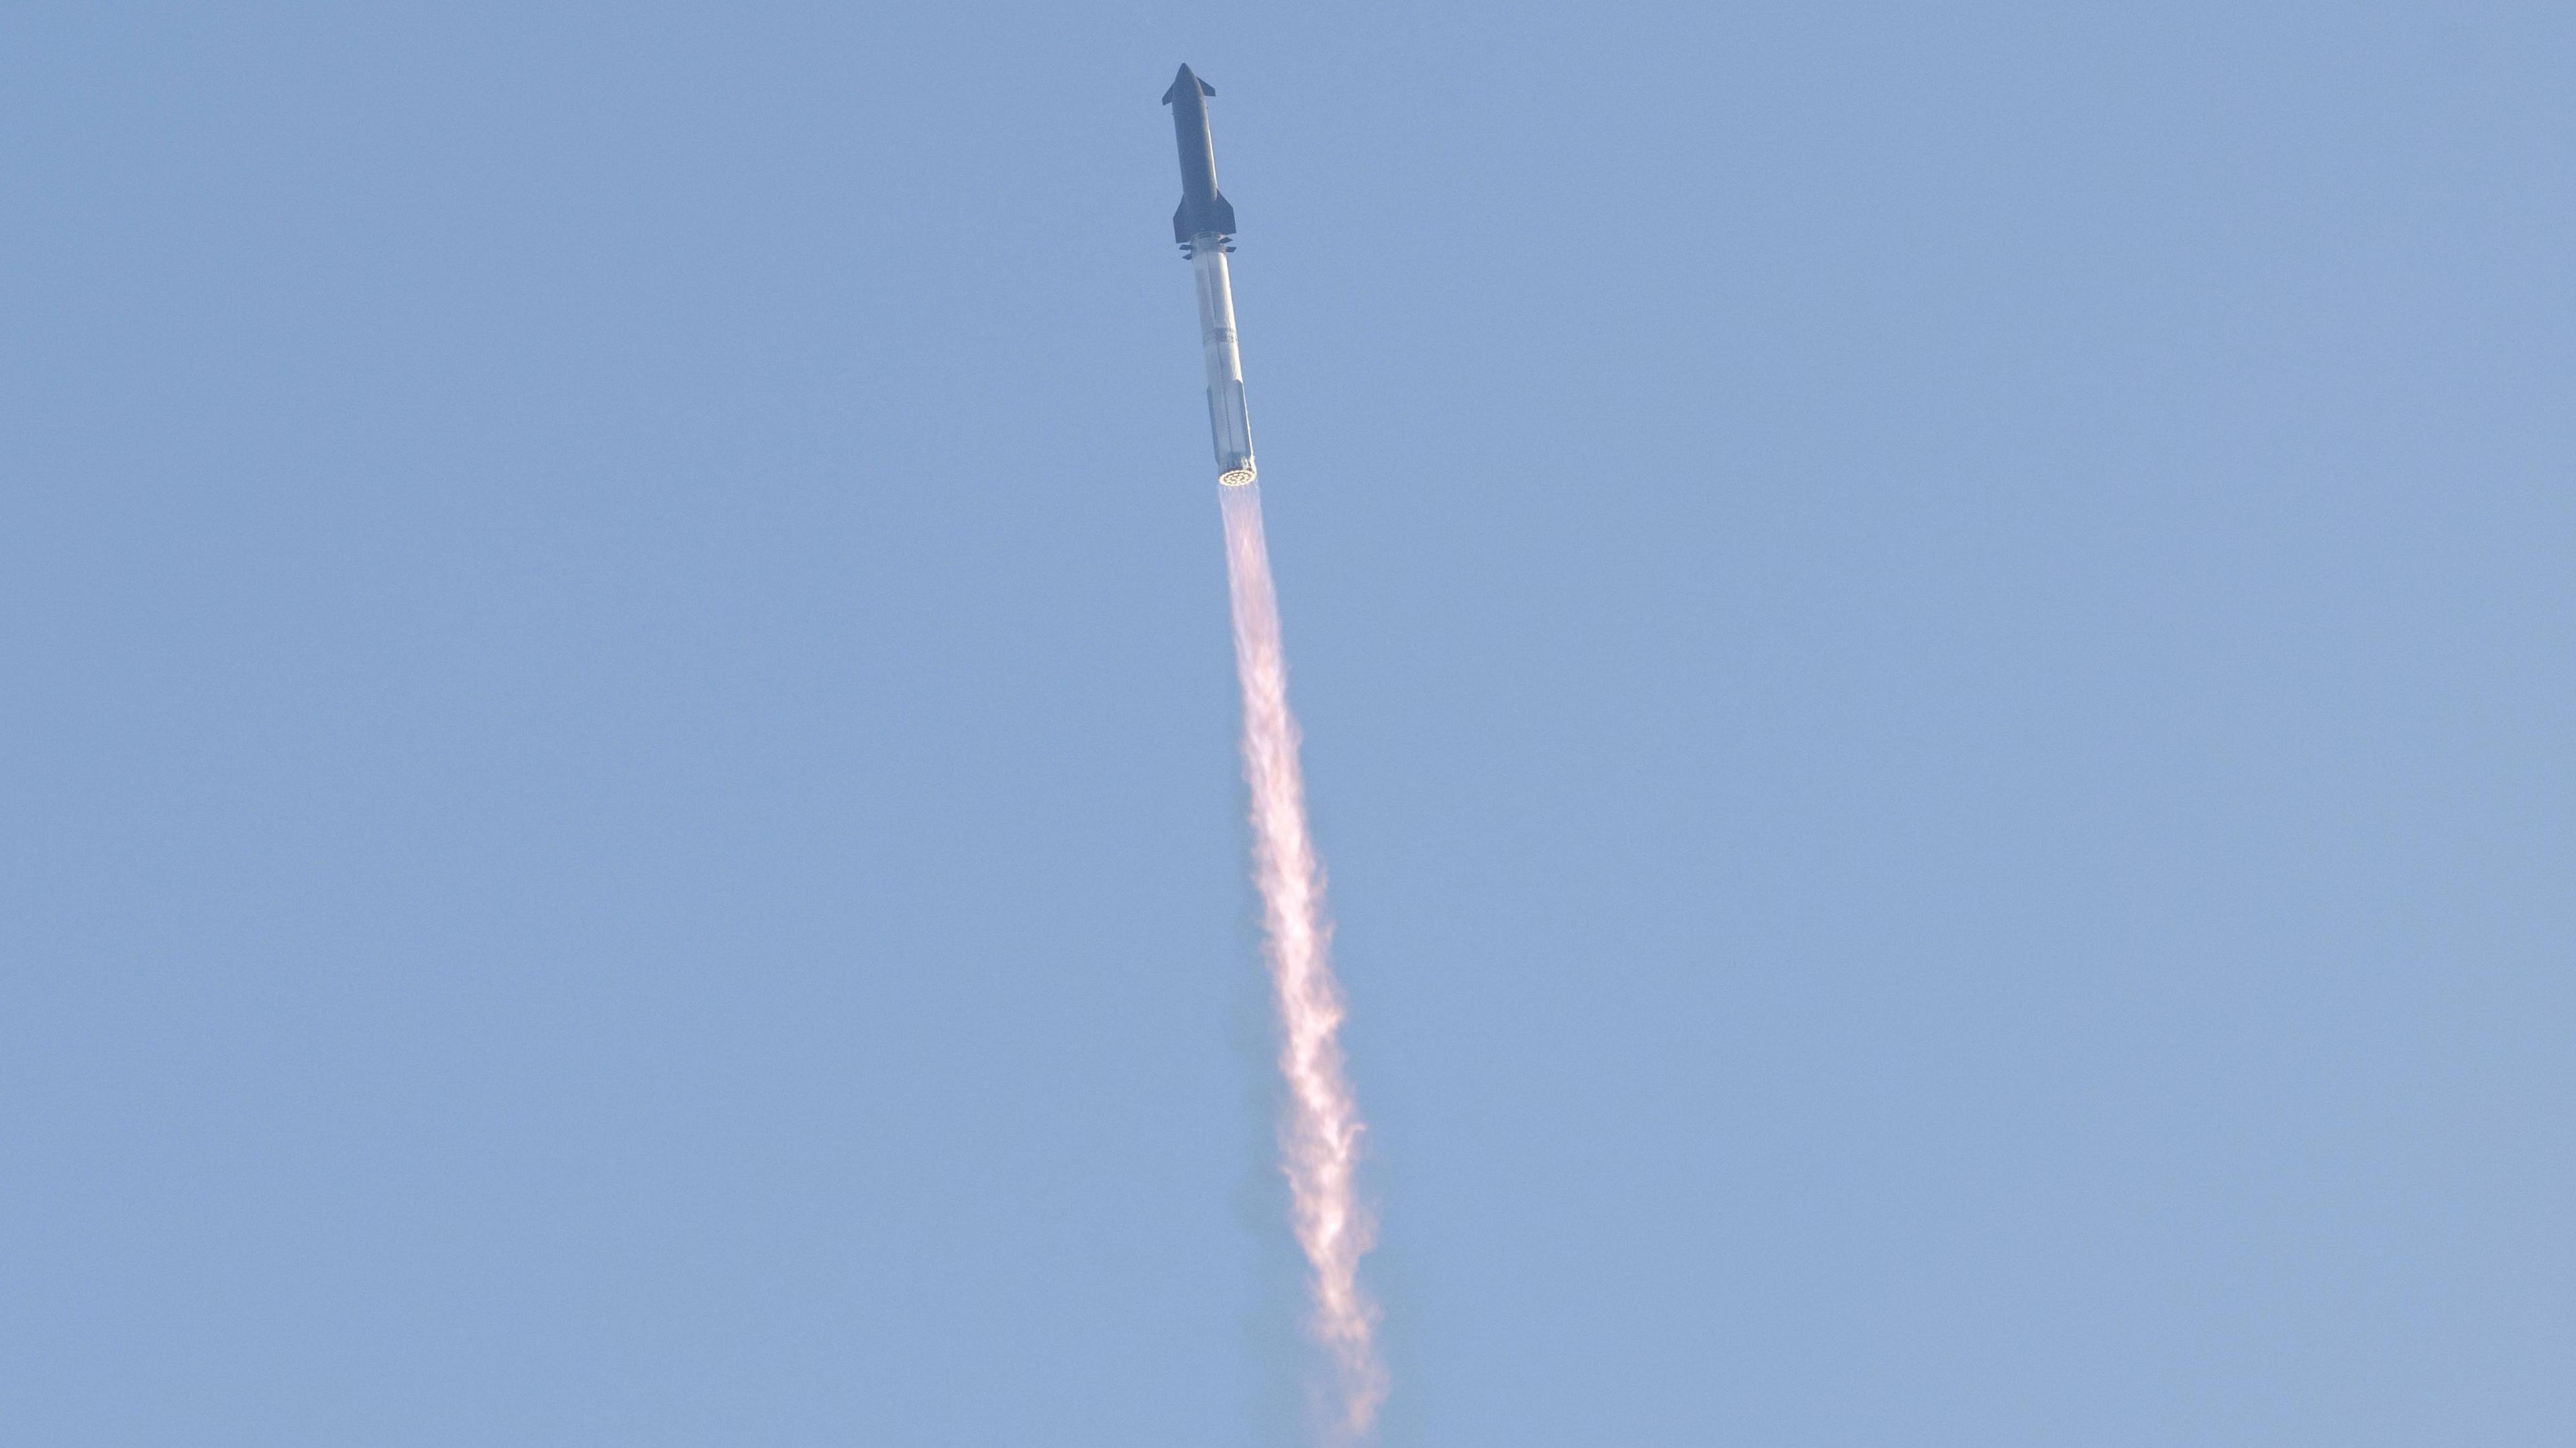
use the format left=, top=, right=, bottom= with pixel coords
left=1164, top=64, right=1257, bottom=487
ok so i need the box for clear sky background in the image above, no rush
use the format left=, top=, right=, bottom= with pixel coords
left=3, top=3, right=2569, bottom=1444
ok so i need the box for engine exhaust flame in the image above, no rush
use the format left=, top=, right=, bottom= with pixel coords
left=1219, top=482, right=1387, bottom=1441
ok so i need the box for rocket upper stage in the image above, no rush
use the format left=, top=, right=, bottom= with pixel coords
left=1166, top=64, right=1256, bottom=486
left=1164, top=64, right=1238, bottom=248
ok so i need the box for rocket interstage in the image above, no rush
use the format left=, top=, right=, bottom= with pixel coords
left=1165, top=64, right=1385, bottom=1440
left=1165, top=64, right=1256, bottom=487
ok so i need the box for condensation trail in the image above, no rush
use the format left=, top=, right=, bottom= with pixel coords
left=1219, top=481, right=1387, bottom=1441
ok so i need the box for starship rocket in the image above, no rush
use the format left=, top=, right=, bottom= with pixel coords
left=1165, top=64, right=1257, bottom=487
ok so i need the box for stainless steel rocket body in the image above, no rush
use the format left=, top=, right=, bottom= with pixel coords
left=1165, top=64, right=1256, bottom=487
left=1191, top=244, right=1257, bottom=486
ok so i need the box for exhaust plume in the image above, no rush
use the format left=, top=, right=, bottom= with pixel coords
left=1219, top=482, right=1387, bottom=1440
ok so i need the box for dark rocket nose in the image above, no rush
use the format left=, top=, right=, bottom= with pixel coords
left=1163, top=62, right=1211, bottom=106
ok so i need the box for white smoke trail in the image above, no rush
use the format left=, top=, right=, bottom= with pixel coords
left=1219, top=482, right=1387, bottom=1441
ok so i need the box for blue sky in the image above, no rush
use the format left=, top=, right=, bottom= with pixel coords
left=3, top=3, right=2569, bottom=1444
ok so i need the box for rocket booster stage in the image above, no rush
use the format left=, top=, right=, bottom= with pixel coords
left=1165, top=64, right=1256, bottom=487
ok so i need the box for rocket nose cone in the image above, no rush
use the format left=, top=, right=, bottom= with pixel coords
left=1169, top=63, right=1216, bottom=105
